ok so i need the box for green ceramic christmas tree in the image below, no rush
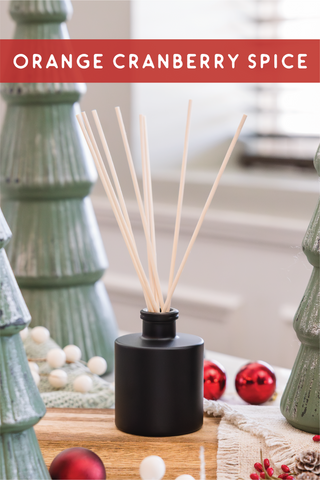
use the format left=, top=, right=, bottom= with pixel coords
left=280, top=146, right=320, bottom=434
left=0, top=0, right=117, bottom=372
left=0, top=209, right=50, bottom=480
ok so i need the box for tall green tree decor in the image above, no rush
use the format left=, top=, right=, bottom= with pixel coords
left=0, top=209, right=50, bottom=479
left=0, top=0, right=117, bottom=372
left=280, top=147, right=320, bottom=434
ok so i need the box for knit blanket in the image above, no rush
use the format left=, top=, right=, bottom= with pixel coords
left=23, top=329, right=115, bottom=409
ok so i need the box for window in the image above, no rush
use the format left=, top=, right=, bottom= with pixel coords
left=130, top=0, right=320, bottom=172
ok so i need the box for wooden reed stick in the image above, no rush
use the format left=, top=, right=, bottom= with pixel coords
left=91, top=110, right=135, bottom=240
left=76, top=114, right=157, bottom=312
left=78, top=113, right=156, bottom=311
left=167, top=100, right=192, bottom=306
left=163, top=114, right=247, bottom=312
left=139, top=115, right=149, bottom=223
left=139, top=115, right=156, bottom=303
left=142, top=116, right=157, bottom=262
left=142, top=115, right=159, bottom=304
left=115, top=107, right=165, bottom=310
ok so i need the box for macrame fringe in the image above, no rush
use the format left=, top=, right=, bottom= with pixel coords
left=203, top=399, right=297, bottom=472
left=217, top=420, right=240, bottom=480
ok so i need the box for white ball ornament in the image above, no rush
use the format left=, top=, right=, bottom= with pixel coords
left=87, top=356, right=107, bottom=376
left=175, top=476, right=195, bottom=480
left=73, top=375, right=93, bottom=393
left=63, top=345, right=82, bottom=363
left=49, top=369, right=68, bottom=388
left=20, top=327, right=28, bottom=341
left=28, top=361, right=39, bottom=374
left=46, top=348, right=66, bottom=369
left=139, top=455, right=166, bottom=480
left=31, top=326, right=50, bottom=344
left=31, top=370, right=40, bottom=387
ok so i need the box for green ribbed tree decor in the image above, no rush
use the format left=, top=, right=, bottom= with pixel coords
left=0, top=0, right=118, bottom=372
left=280, top=147, right=320, bottom=434
left=0, top=209, right=50, bottom=480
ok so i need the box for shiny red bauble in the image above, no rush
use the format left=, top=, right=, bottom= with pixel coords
left=203, top=359, right=227, bottom=400
left=235, top=361, right=276, bottom=405
left=49, top=447, right=106, bottom=480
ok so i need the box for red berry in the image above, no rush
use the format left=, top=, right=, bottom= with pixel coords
left=250, top=474, right=260, bottom=480
left=254, top=463, right=263, bottom=473
left=278, top=475, right=287, bottom=479
left=313, top=435, right=320, bottom=442
left=281, top=465, right=290, bottom=473
left=286, top=476, right=294, bottom=479
left=260, top=473, right=266, bottom=479
left=267, top=467, right=274, bottom=476
left=264, top=459, right=270, bottom=469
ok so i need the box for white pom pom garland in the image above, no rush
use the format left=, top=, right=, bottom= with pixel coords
left=26, top=328, right=109, bottom=392
left=20, top=327, right=29, bottom=341
left=73, top=375, right=93, bottom=393
left=31, top=326, right=50, bottom=344
left=31, top=370, right=40, bottom=387
left=28, top=361, right=39, bottom=373
left=139, top=456, right=166, bottom=480
left=87, top=356, right=107, bottom=376
left=49, top=369, right=68, bottom=388
left=46, top=348, right=66, bottom=369
left=63, top=345, right=82, bottom=363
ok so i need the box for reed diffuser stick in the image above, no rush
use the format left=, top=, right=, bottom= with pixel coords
left=142, top=115, right=157, bottom=260
left=77, top=106, right=246, bottom=315
left=163, top=114, right=247, bottom=312
left=167, top=100, right=192, bottom=309
left=142, top=115, right=159, bottom=304
left=76, top=114, right=157, bottom=312
left=139, top=116, right=150, bottom=225
left=91, top=110, right=135, bottom=240
left=139, top=115, right=156, bottom=302
left=115, top=107, right=164, bottom=310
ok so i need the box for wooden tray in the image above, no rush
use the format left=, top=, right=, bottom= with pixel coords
left=35, top=409, right=219, bottom=479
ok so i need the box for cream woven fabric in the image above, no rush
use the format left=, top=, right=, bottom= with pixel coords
left=23, top=329, right=115, bottom=409
left=204, top=400, right=319, bottom=480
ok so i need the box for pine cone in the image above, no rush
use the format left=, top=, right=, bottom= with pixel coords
left=296, top=474, right=319, bottom=480
left=295, top=451, right=320, bottom=475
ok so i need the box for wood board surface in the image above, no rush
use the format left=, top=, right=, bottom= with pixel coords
left=35, top=408, right=220, bottom=479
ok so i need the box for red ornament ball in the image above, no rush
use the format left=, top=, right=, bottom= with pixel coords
left=235, top=361, right=276, bottom=405
left=49, top=447, right=106, bottom=480
left=203, top=359, right=227, bottom=400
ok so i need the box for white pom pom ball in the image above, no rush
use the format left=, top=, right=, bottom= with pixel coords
left=20, top=327, right=29, bottom=341
left=31, top=326, right=50, bottom=344
left=49, top=369, right=68, bottom=388
left=28, top=361, right=39, bottom=374
left=87, top=356, right=107, bottom=376
left=139, top=456, right=166, bottom=480
left=47, top=348, right=66, bottom=369
left=73, top=375, right=93, bottom=393
left=175, top=476, right=195, bottom=480
left=31, top=370, right=40, bottom=387
left=63, top=345, right=82, bottom=363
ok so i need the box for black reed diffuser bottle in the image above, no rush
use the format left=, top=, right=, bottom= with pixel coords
left=115, top=308, right=204, bottom=437
left=77, top=102, right=245, bottom=437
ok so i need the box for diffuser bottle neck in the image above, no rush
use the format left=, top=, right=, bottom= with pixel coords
left=141, top=308, right=179, bottom=340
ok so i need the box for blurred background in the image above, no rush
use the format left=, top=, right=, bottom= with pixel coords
left=0, top=0, right=319, bottom=369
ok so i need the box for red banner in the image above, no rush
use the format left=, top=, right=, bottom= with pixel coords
left=0, top=39, right=319, bottom=83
